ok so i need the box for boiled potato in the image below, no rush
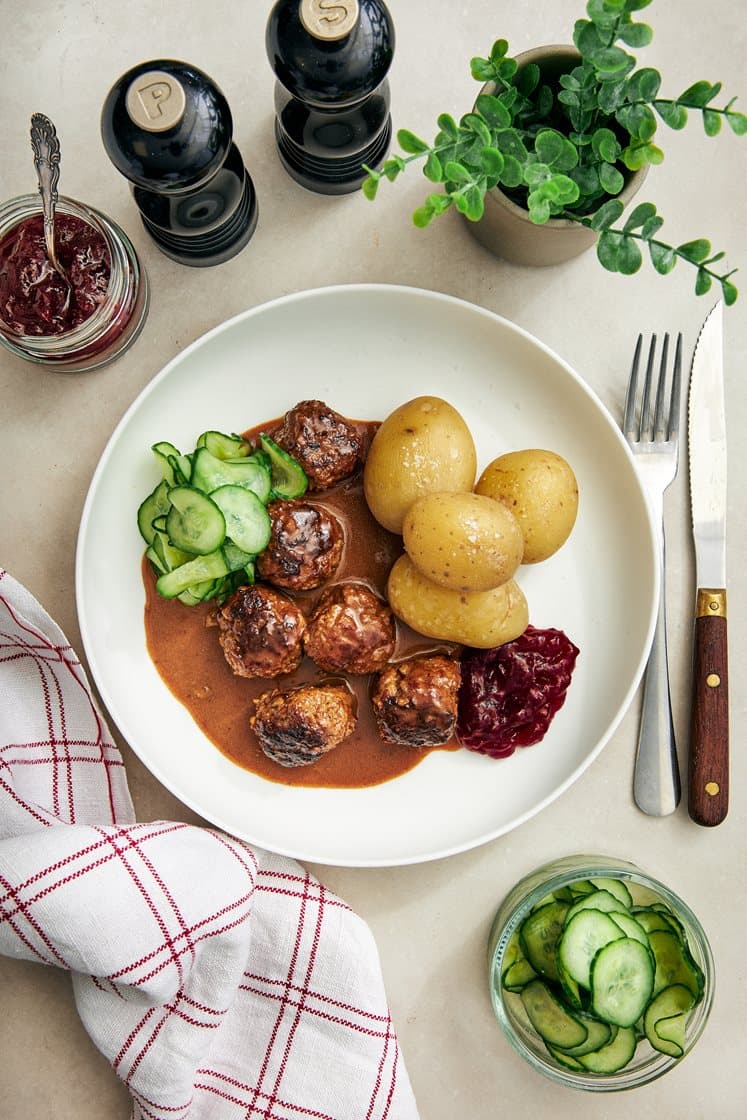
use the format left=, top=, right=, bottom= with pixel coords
left=387, top=554, right=529, bottom=648
left=364, top=396, right=477, bottom=533
left=475, top=449, right=578, bottom=564
left=402, top=491, right=524, bottom=592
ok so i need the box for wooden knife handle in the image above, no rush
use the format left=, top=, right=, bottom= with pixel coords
left=688, top=589, right=729, bottom=827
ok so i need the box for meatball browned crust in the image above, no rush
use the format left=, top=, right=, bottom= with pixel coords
left=304, top=582, right=396, bottom=675
left=214, top=584, right=306, bottom=679
left=250, top=682, right=357, bottom=767
left=271, top=400, right=364, bottom=491
left=371, top=654, right=461, bottom=747
left=255, top=499, right=344, bottom=590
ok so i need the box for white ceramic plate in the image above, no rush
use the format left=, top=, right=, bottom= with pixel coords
left=76, top=285, right=657, bottom=867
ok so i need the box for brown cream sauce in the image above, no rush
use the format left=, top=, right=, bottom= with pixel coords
left=143, top=419, right=460, bottom=788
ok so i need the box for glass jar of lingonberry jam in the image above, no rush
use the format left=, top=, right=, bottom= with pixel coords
left=0, top=193, right=148, bottom=372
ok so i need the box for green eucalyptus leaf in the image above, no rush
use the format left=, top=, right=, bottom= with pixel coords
left=570, top=164, right=600, bottom=195
left=480, top=146, right=505, bottom=177
left=424, top=151, right=444, bottom=182
left=678, top=80, right=722, bottom=107
left=437, top=113, right=460, bottom=139
left=412, top=204, right=435, bottom=228
left=703, top=109, right=722, bottom=137
left=641, top=215, right=664, bottom=239
left=722, top=278, right=739, bottom=305
left=695, top=268, right=713, bottom=296
left=461, top=113, right=493, bottom=145
left=726, top=109, right=747, bottom=135
left=574, top=19, right=606, bottom=57
left=475, top=93, right=512, bottom=128
left=497, top=129, right=529, bottom=160
left=587, top=0, right=621, bottom=29
left=397, top=130, right=429, bottom=155
left=524, top=161, right=552, bottom=187
left=617, top=102, right=657, bottom=140
left=626, top=67, right=662, bottom=101
left=527, top=194, right=552, bottom=224
left=593, top=46, right=636, bottom=75
left=535, top=129, right=579, bottom=170
left=490, top=38, right=510, bottom=62
left=470, top=57, right=495, bottom=82
left=361, top=175, right=379, bottom=201
left=592, top=127, right=621, bottom=162
left=516, top=62, right=540, bottom=96
left=597, top=229, right=624, bottom=271
left=623, top=201, right=657, bottom=230
left=444, top=161, right=473, bottom=184
left=427, top=193, right=453, bottom=215
left=597, top=79, right=629, bottom=113
left=654, top=100, right=688, bottom=129
left=463, top=185, right=486, bottom=221
left=557, top=90, right=581, bottom=108
left=382, top=157, right=405, bottom=181
left=589, top=198, right=625, bottom=230
left=649, top=241, right=677, bottom=274
left=621, top=141, right=663, bottom=169
left=535, top=85, right=555, bottom=117
left=677, top=238, right=711, bottom=263
left=599, top=162, right=625, bottom=193
left=618, top=21, right=653, bottom=48
left=498, top=58, right=519, bottom=80
left=499, top=155, right=524, bottom=188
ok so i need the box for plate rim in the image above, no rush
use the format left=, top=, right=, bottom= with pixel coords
left=75, top=282, right=659, bottom=866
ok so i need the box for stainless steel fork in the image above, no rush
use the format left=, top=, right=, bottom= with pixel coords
left=623, top=333, right=683, bottom=816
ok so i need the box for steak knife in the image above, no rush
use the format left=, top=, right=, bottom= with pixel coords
left=687, top=300, right=729, bottom=826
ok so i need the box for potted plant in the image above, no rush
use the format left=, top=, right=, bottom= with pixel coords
left=362, top=0, right=746, bottom=303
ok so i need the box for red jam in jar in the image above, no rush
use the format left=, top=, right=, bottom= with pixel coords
left=0, top=213, right=111, bottom=335
left=0, top=194, right=148, bottom=372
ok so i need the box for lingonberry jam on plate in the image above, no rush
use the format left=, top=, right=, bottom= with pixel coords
left=457, top=626, right=580, bottom=757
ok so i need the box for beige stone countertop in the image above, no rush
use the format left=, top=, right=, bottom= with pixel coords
left=1, top=1, right=746, bottom=1116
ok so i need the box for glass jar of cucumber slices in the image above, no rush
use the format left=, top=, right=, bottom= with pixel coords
left=487, top=855, right=714, bottom=1090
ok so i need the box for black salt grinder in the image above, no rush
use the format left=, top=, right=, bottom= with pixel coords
left=100, top=60, right=258, bottom=266
left=266, top=0, right=394, bottom=194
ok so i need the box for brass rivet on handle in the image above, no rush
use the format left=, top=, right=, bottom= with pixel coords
left=706, top=673, right=721, bottom=687
left=705, top=782, right=720, bottom=796
left=708, top=600, right=720, bottom=613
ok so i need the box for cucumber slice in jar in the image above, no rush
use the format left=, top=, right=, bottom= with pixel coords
left=210, top=485, right=272, bottom=555
left=520, top=980, right=588, bottom=1049
left=259, top=434, right=308, bottom=499
left=590, top=938, right=655, bottom=1028
left=643, top=984, right=695, bottom=1058
left=608, top=911, right=650, bottom=946
left=519, top=900, right=569, bottom=982
left=588, top=878, right=633, bottom=910
left=558, top=910, right=626, bottom=989
left=553, top=1015, right=612, bottom=1057
left=647, top=929, right=705, bottom=1000
left=165, top=486, right=226, bottom=555
left=565, top=889, right=628, bottom=923
left=577, top=1026, right=637, bottom=1074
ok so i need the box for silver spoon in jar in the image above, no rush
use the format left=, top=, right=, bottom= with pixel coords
left=29, top=112, right=71, bottom=292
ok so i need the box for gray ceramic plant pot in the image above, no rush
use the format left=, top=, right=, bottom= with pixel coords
left=466, top=45, right=648, bottom=266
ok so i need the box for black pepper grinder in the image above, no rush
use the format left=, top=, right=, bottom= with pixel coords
left=100, top=60, right=258, bottom=266
left=266, top=0, right=394, bottom=195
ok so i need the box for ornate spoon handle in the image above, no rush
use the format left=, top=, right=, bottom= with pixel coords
left=30, top=112, right=65, bottom=277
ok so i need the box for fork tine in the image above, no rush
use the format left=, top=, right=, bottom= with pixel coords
left=668, top=332, right=683, bottom=440
left=639, top=335, right=657, bottom=440
left=653, top=333, right=670, bottom=440
left=624, top=333, right=644, bottom=439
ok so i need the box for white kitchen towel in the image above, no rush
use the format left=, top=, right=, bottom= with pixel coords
left=0, top=568, right=418, bottom=1120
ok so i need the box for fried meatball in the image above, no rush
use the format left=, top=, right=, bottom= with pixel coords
left=250, top=682, right=357, bottom=767
left=271, top=399, right=364, bottom=491
left=371, top=654, right=461, bottom=747
left=214, top=584, right=306, bottom=679
left=255, top=499, right=344, bottom=591
left=304, top=582, right=396, bottom=675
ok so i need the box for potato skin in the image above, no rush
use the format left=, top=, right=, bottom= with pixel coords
left=402, top=491, right=524, bottom=592
left=475, top=449, right=578, bottom=564
left=363, top=397, right=477, bottom=534
left=387, top=554, right=529, bottom=648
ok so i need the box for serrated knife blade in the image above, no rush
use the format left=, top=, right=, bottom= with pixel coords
left=687, top=300, right=729, bottom=826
